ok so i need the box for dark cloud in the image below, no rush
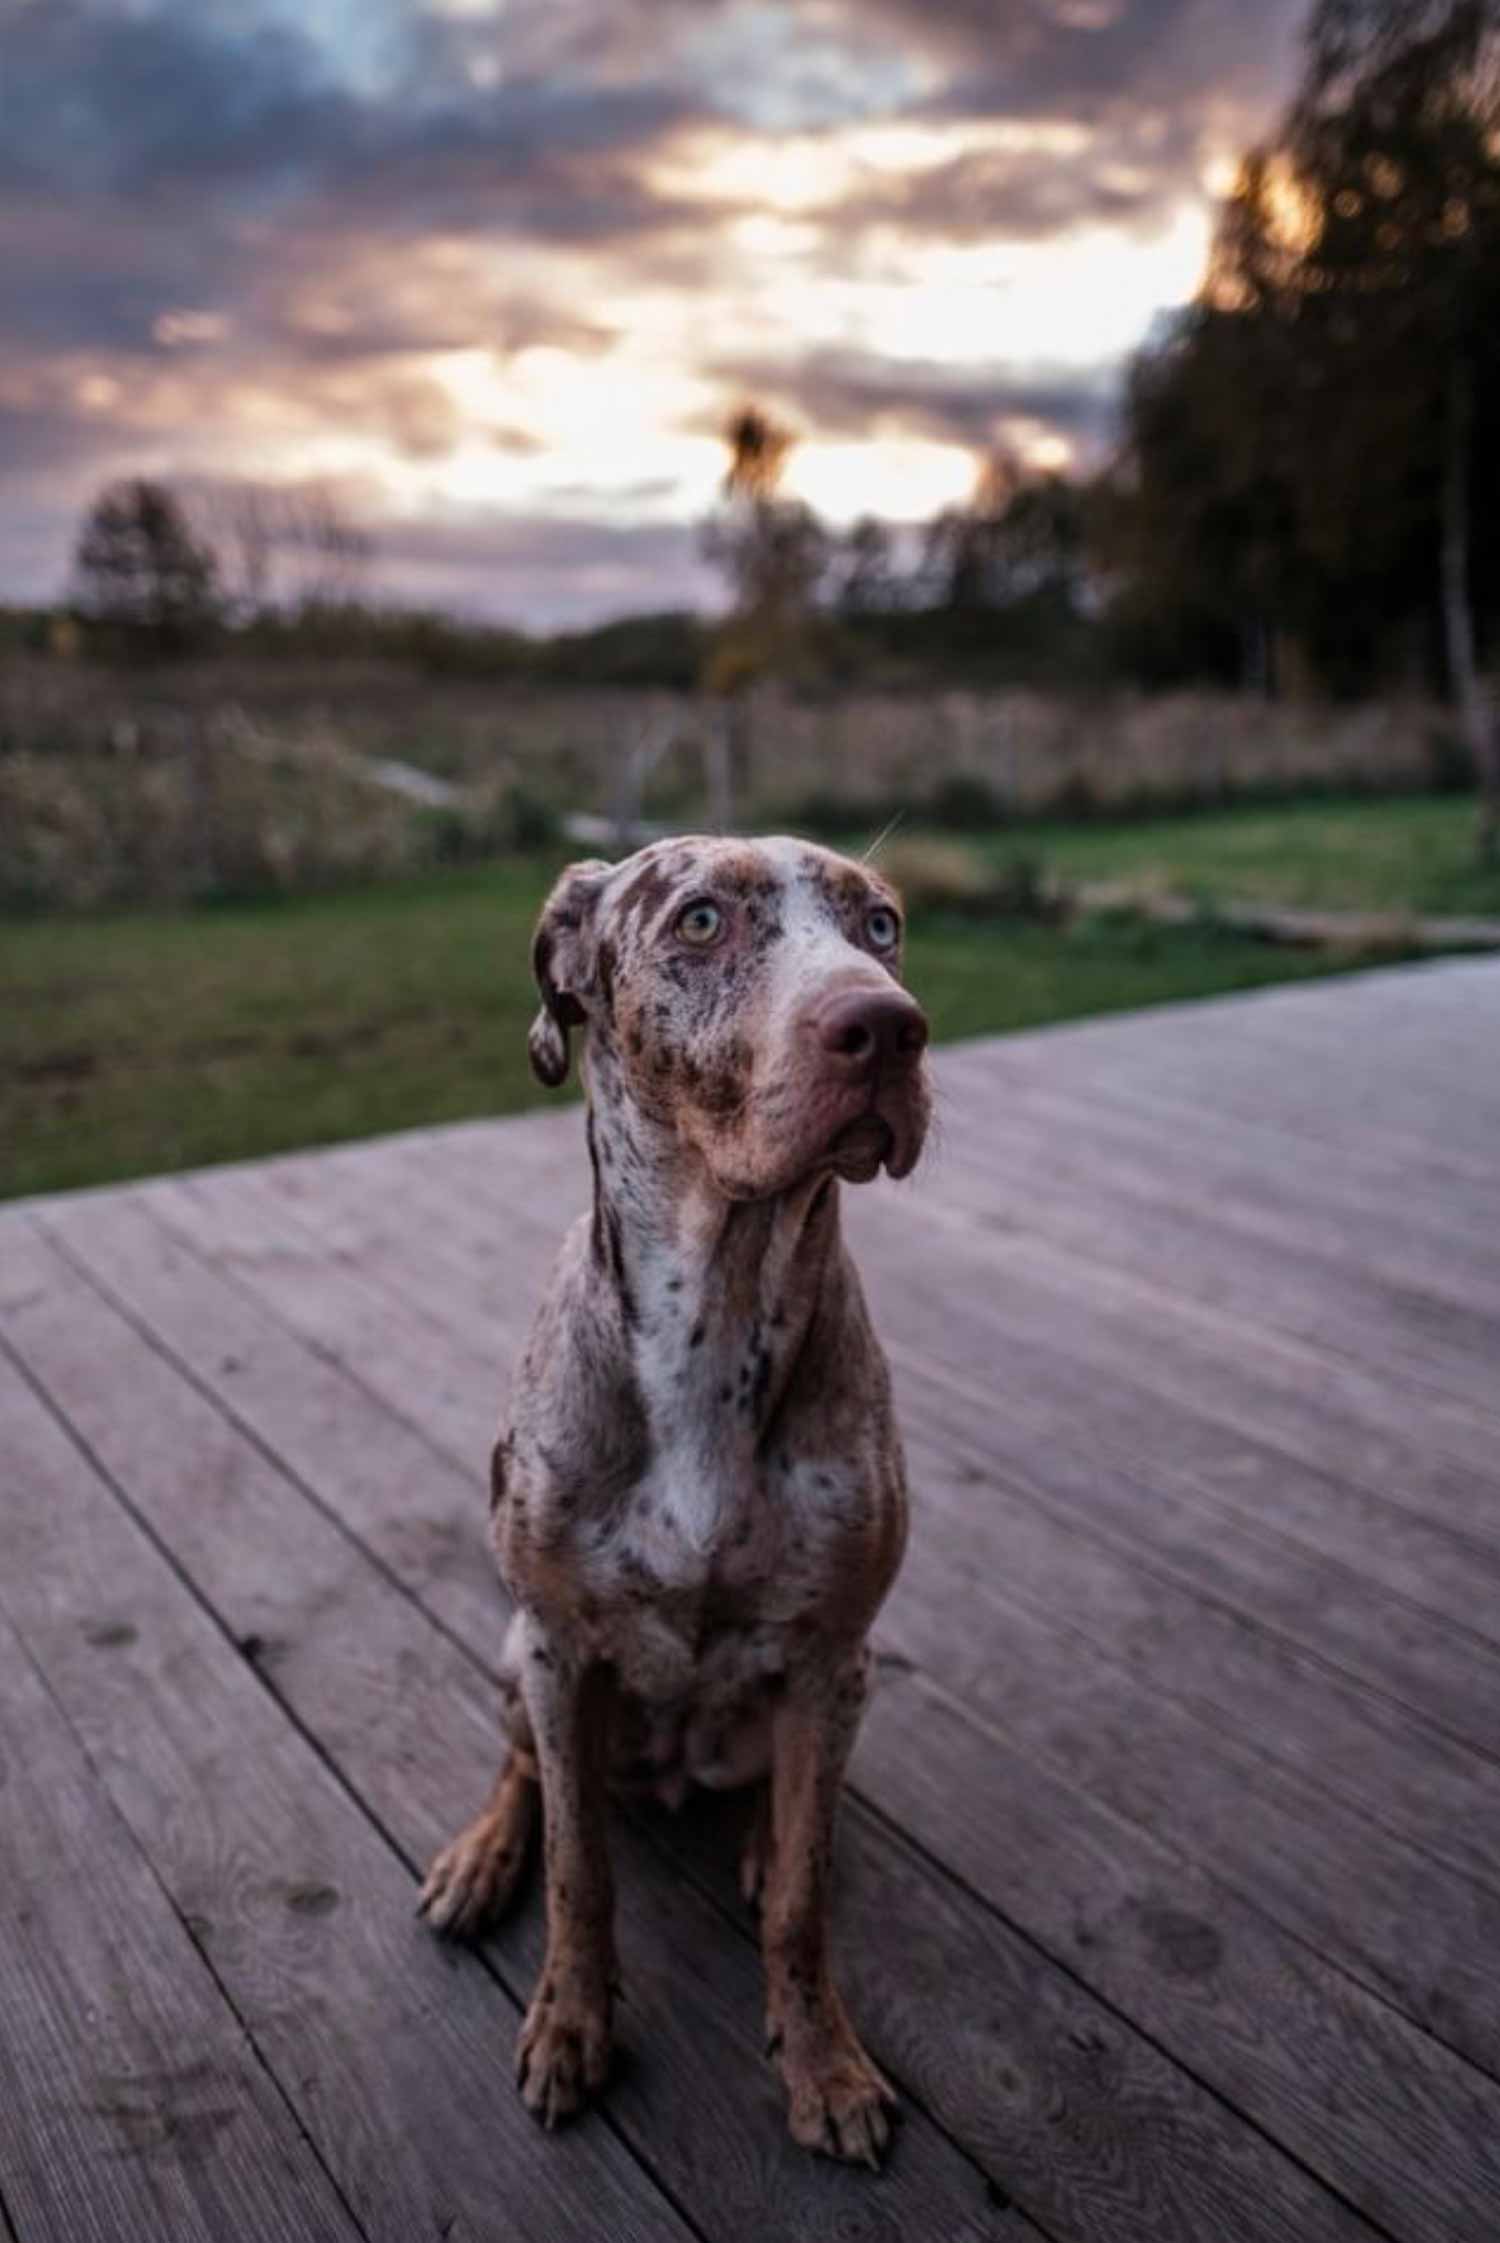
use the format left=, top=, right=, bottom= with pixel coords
left=806, top=120, right=1206, bottom=257
left=0, top=1, right=700, bottom=232
left=705, top=345, right=1120, bottom=453
left=850, top=0, right=1306, bottom=122
left=0, top=0, right=1309, bottom=623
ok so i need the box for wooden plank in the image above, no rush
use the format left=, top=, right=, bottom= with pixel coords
left=0, top=1334, right=695, bottom=2243
left=856, top=1664, right=1500, bottom=2243
left=878, top=1451, right=1500, bottom=2046
left=0, top=1220, right=1372, bottom=2243
left=0, top=1221, right=1028, bottom=2243
left=338, top=1100, right=1500, bottom=1564
left=934, top=984, right=1500, bottom=1196
left=0, top=1606, right=360, bottom=2243
left=905, top=1136, right=1500, bottom=1422
left=845, top=1194, right=1500, bottom=1561
left=937, top=1023, right=1500, bottom=1242
left=929, top=1051, right=1500, bottom=1305
left=929, top=1067, right=1500, bottom=1339
left=25, top=1201, right=1495, bottom=2242
left=889, top=1351, right=1500, bottom=1757
left=357, top=1117, right=1500, bottom=1663
left=47, top=1182, right=1500, bottom=2089
left=0, top=1220, right=1390, bottom=2243
left=181, top=1136, right=1500, bottom=1766
left=172, top=1136, right=1500, bottom=1902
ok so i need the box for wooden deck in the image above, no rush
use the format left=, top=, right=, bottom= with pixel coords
left=3, top=956, right=1500, bottom=2243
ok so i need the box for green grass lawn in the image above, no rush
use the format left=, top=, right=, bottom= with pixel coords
left=995, top=793, right=1500, bottom=918
left=2, top=848, right=1393, bottom=1203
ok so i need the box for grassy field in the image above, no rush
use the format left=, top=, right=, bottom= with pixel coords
left=0, top=848, right=1395, bottom=1203
left=1003, top=794, right=1500, bottom=918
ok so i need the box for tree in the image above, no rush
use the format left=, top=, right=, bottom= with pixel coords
left=920, top=451, right=1089, bottom=667
left=1287, top=0, right=1500, bottom=847
left=834, top=516, right=902, bottom=617
left=700, top=407, right=830, bottom=802
left=701, top=406, right=828, bottom=638
left=71, top=480, right=221, bottom=655
left=1118, top=0, right=1500, bottom=849
left=183, top=478, right=376, bottom=625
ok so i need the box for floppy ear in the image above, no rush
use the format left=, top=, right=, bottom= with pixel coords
left=527, top=859, right=611, bottom=1087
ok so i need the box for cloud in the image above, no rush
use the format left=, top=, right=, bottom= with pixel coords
left=0, top=0, right=1308, bottom=622
left=705, top=344, right=1120, bottom=452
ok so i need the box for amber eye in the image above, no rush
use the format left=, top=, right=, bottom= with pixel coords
left=866, top=905, right=900, bottom=951
left=675, top=898, right=724, bottom=946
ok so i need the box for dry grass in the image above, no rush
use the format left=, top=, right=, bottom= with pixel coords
left=0, top=649, right=1464, bottom=911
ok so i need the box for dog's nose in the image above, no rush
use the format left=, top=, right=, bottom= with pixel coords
left=816, top=987, right=929, bottom=1073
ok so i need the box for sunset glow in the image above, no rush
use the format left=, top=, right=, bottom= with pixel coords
left=1, top=0, right=1308, bottom=623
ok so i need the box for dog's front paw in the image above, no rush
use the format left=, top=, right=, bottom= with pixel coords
left=774, top=2029, right=898, bottom=2168
left=516, top=1977, right=613, bottom=2128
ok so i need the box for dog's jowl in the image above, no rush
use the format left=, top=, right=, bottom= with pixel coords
left=419, top=834, right=931, bottom=2167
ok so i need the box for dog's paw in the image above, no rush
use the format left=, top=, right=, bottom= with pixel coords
left=776, top=2033, right=898, bottom=2169
left=516, top=1981, right=613, bottom=2129
left=416, top=1818, right=528, bottom=1939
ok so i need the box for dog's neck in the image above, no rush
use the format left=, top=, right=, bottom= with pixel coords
left=584, top=1070, right=843, bottom=1535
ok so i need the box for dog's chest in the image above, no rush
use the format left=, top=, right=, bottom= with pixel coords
left=584, top=1453, right=837, bottom=1705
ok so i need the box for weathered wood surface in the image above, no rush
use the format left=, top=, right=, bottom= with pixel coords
left=4, top=955, right=1500, bottom=2243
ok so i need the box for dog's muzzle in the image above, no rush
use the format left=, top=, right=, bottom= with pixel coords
left=812, top=985, right=930, bottom=1182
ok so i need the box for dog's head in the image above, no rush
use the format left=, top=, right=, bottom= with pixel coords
left=528, top=835, right=931, bottom=1199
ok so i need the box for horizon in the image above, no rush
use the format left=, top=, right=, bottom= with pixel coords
left=3, top=0, right=1307, bottom=628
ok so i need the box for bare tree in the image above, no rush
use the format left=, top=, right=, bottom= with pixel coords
left=181, top=477, right=377, bottom=624
left=72, top=479, right=221, bottom=655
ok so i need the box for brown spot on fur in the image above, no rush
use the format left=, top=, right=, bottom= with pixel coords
left=615, top=859, right=677, bottom=927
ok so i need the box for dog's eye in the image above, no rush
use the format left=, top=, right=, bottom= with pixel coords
left=675, top=899, right=724, bottom=947
left=866, top=906, right=900, bottom=951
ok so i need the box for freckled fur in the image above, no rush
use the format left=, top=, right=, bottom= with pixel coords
left=419, top=835, right=929, bottom=2166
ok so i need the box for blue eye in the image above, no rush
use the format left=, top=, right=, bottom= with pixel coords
left=866, top=906, right=900, bottom=950
left=676, top=899, right=723, bottom=946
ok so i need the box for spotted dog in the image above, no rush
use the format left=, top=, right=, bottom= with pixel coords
left=418, top=834, right=931, bottom=2167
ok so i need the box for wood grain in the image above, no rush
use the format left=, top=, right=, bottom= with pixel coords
left=5, top=1215, right=1381, bottom=2243
left=0, top=1336, right=693, bottom=2243
left=0, top=1606, right=360, bottom=2243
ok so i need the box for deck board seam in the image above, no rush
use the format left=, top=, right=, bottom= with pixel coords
left=894, top=1188, right=1500, bottom=1437
left=23, top=1211, right=1053, bottom=2225
left=135, top=1156, right=1500, bottom=1704
left=844, top=1781, right=1398, bottom=2243
left=33, top=1191, right=1500, bottom=2120
left=14, top=1215, right=1031, bottom=2236
left=85, top=1181, right=1500, bottom=1900
left=0, top=1585, right=376, bottom=2243
left=893, top=1337, right=1500, bottom=1712
left=58, top=1177, right=1500, bottom=2032
left=0, top=1304, right=715, bottom=2243
left=869, top=1660, right=1500, bottom=2104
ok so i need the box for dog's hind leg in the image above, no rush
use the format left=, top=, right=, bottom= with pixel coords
left=419, top=1641, right=541, bottom=1937
left=417, top=1749, right=540, bottom=1938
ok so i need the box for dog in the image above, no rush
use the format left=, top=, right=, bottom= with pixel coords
left=418, top=833, right=931, bottom=2166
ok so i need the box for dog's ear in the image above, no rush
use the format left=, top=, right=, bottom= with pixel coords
left=527, top=859, right=611, bottom=1087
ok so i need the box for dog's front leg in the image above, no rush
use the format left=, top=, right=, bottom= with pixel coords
left=762, top=1646, right=896, bottom=2167
left=514, top=1615, right=616, bottom=2127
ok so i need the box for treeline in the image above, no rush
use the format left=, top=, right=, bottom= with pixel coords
left=17, top=4, right=1500, bottom=777
left=36, top=456, right=1098, bottom=692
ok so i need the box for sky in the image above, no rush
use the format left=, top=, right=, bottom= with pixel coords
left=0, top=0, right=1309, bottom=627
